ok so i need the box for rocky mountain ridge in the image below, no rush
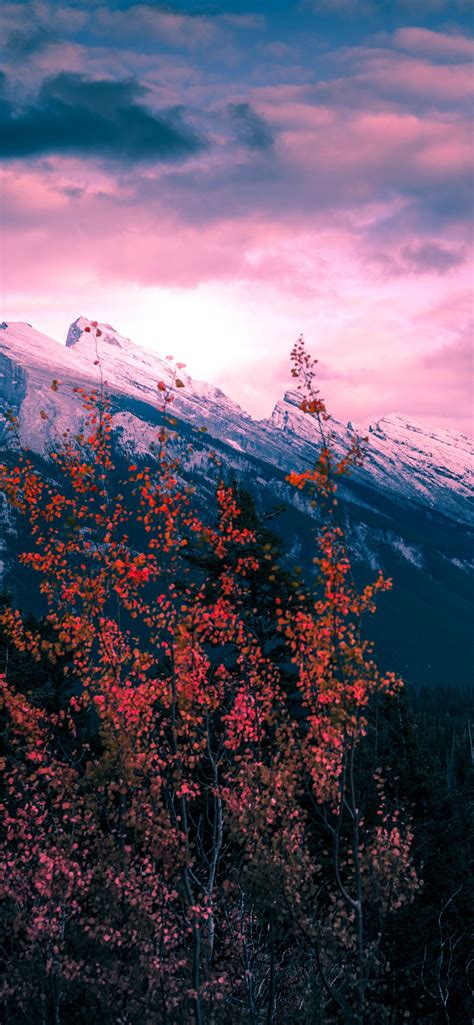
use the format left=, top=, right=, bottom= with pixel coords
left=2, top=317, right=472, bottom=524
left=0, top=316, right=472, bottom=687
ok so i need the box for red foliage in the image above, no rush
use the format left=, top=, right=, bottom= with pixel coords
left=0, top=331, right=419, bottom=1024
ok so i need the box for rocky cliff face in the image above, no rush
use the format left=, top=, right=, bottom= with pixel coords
left=0, top=317, right=473, bottom=687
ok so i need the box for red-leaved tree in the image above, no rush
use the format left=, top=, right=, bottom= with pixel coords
left=0, top=333, right=419, bottom=1024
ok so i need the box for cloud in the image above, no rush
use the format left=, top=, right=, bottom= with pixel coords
left=421, top=334, right=473, bottom=380
left=393, top=27, right=474, bottom=61
left=367, top=239, right=467, bottom=277
left=5, top=25, right=58, bottom=57
left=0, top=71, right=205, bottom=162
left=88, top=4, right=265, bottom=51
left=410, top=335, right=474, bottom=431
left=393, top=0, right=472, bottom=11
left=400, top=242, right=466, bottom=274
left=219, top=14, right=266, bottom=31
left=91, top=5, right=218, bottom=49
left=315, top=46, right=474, bottom=107
left=161, top=97, right=471, bottom=233
left=227, top=102, right=274, bottom=151
left=1, top=2, right=87, bottom=39
left=3, top=160, right=472, bottom=431
left=304, top=0, right=374, bottom=14
left=2, top=0, right=472, bottom=433
left=305, top=0, right=473, bottom=16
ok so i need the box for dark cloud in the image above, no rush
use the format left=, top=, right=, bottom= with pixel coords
left=405, top=181, right=474, bottom=234
left=0, top=71, right=205, bottom=163
left=61, top=185, right=86, bottom=199
left=367, top=238, right=467, bottom=278
left=401, top=242, right=466, bottom=274
left=227, top=102, right=274, bottom=150
left=5, top=26, right=58, bottom=57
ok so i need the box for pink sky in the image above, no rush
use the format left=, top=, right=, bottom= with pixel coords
left=1, top=1, right=473, bottom=433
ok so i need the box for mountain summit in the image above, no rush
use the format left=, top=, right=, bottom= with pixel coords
left=66, top=316, right=132, bottom=351
left=1, top=317, right=471, bottom=523
left=0, top=316, right=472, bottom=686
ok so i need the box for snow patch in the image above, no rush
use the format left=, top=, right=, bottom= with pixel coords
left=391, top=538, right=424, bottom=568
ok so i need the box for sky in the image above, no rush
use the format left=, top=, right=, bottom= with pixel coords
left=1, top=0, right=473, bottom=433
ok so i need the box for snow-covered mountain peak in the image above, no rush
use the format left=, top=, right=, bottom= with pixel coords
left=376, top=413, right=472, bottom=450
left=269, top=389, right=345, bottom=446
left=267, top=392, right=473, bottom=520
left=66, top=317, right=134, bottom=352
left=63, top=316, right=186, bottom=399
left=62, top=317, right=248, bottom=417
left=1, top=317, right=472, bottom=524
left=1, top=317, right=472, bottom=687
left=367, top=414, right=474, bottom=487
left=281, top=390, right=304, bottom=407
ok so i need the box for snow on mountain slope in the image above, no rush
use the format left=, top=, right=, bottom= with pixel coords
left=269, top=392, right=473, bottom=524
left=1, top=317, right=473, bottom=526
left=65, top=317, right=253, bottom=440
left=359, top=413, right=473, bottom=506
left=1, top=321, right=87, bottom=376
left=1, top=316, right=473, bottom=687
left=0, top=321, right=102, bottom=451
left=0, top=317, right=253, bottom=453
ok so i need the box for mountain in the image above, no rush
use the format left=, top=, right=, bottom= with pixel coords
left=1, top=317, right=473, bottom=688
